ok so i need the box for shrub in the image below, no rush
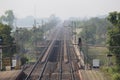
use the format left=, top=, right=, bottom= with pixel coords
left=112, top=73, right=120, bottom=80
left=21, top=57, right=28, bottom=65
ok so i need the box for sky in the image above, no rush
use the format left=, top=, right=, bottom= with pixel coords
left=0, top=0, right=120, bottom=20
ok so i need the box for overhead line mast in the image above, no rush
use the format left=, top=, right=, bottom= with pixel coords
left=33, top=5, right=37, bottom=27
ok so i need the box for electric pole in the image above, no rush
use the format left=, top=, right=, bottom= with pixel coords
left=75, top=21, right=77, bottom=45
left=85, top=26, right=88, bottom=69
left=0, top=36, right=3, bottom=70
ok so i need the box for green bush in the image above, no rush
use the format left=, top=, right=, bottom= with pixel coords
left=21, top=56, right=28, bottom=65
left=1, top=66, right=6, bottom=71
left=112, top=73, right=120, bottom=80
left=108, top=67, right=118, bottom=74
left=101, top=67, right=109, bottom=72
left=101, top=66, right=119, bottom=73
left=108, top=67, right=114, bottom=73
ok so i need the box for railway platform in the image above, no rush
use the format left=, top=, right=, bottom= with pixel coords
left=0, top=70, right=26, bottom=80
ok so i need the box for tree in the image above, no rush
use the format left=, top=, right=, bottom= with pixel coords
left=12, top=26, right=44, bottom=53
left=107, top=11, right=120, bottom=68
left=79, top=17, right=111, bottom=45
left=0, top=23, right=15, bottom=57
left=0, top=10, right=15, bottom=28
left=107, top=11, right=120, bottom=27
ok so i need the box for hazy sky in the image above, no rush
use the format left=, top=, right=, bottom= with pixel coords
left=0, top=0, right=120, bottom=20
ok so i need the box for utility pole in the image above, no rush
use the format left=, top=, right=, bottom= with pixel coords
left=72, top=21, right=77, bottom=44
left=34, top=19, right=36, bottom=27
left=85, top=26, right=88, bottom=69
left=41, top=20, right=45, bottom=39
left=0, top=46, right=2, bottom=71
left=71, top=21, right=74, bottom=41
left=0, top=36, right=3, bottom=71
left=33, top=5, right=37, bottom=27
left=75, top=21, right=77, bottom=45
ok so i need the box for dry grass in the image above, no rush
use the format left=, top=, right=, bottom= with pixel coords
left=88, top=46, right=108, bottom=55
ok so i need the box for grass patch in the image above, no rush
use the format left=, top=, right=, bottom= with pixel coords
left=87, top=46, right=108, bottom=66
left=25, top=53, right=37, bottom=63
left=88, top=46, right=118, bottom=80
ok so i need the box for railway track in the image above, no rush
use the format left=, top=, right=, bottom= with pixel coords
left=24, top=40, right=53, bottom=80
left=25, top=27, right=59, bottom=80
left=24, top=26, right=82, bottom=80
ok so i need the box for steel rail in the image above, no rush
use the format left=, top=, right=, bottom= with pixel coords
left=25, top=40, right=52, bottom=80
left=37, top=28, right=61, bottom=80
left=37, top=39, right=56, bottom=80
left=67, top=41, right=76, bottom=80
left=58, top=40, right=63, bottom=80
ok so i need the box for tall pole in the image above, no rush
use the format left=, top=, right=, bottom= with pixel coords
left=0, top=46, right=2, bottom=70
left=72, top=21, right=74, bottom=41
left=85, top=26, right=88, bottom=69
left=75, top=21, right=77, bottom=45
left=0, top=36, right=3, bottom=70
left=33, top=7, right=36, bottom=28
left=72, top=21, right=77, bottom=44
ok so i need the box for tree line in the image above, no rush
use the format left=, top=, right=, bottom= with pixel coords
left=0, top=10, right=60, bottom=58
left=107, top=11, right=120, bottom=80
left=67, top=12, right=120, bottom=80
